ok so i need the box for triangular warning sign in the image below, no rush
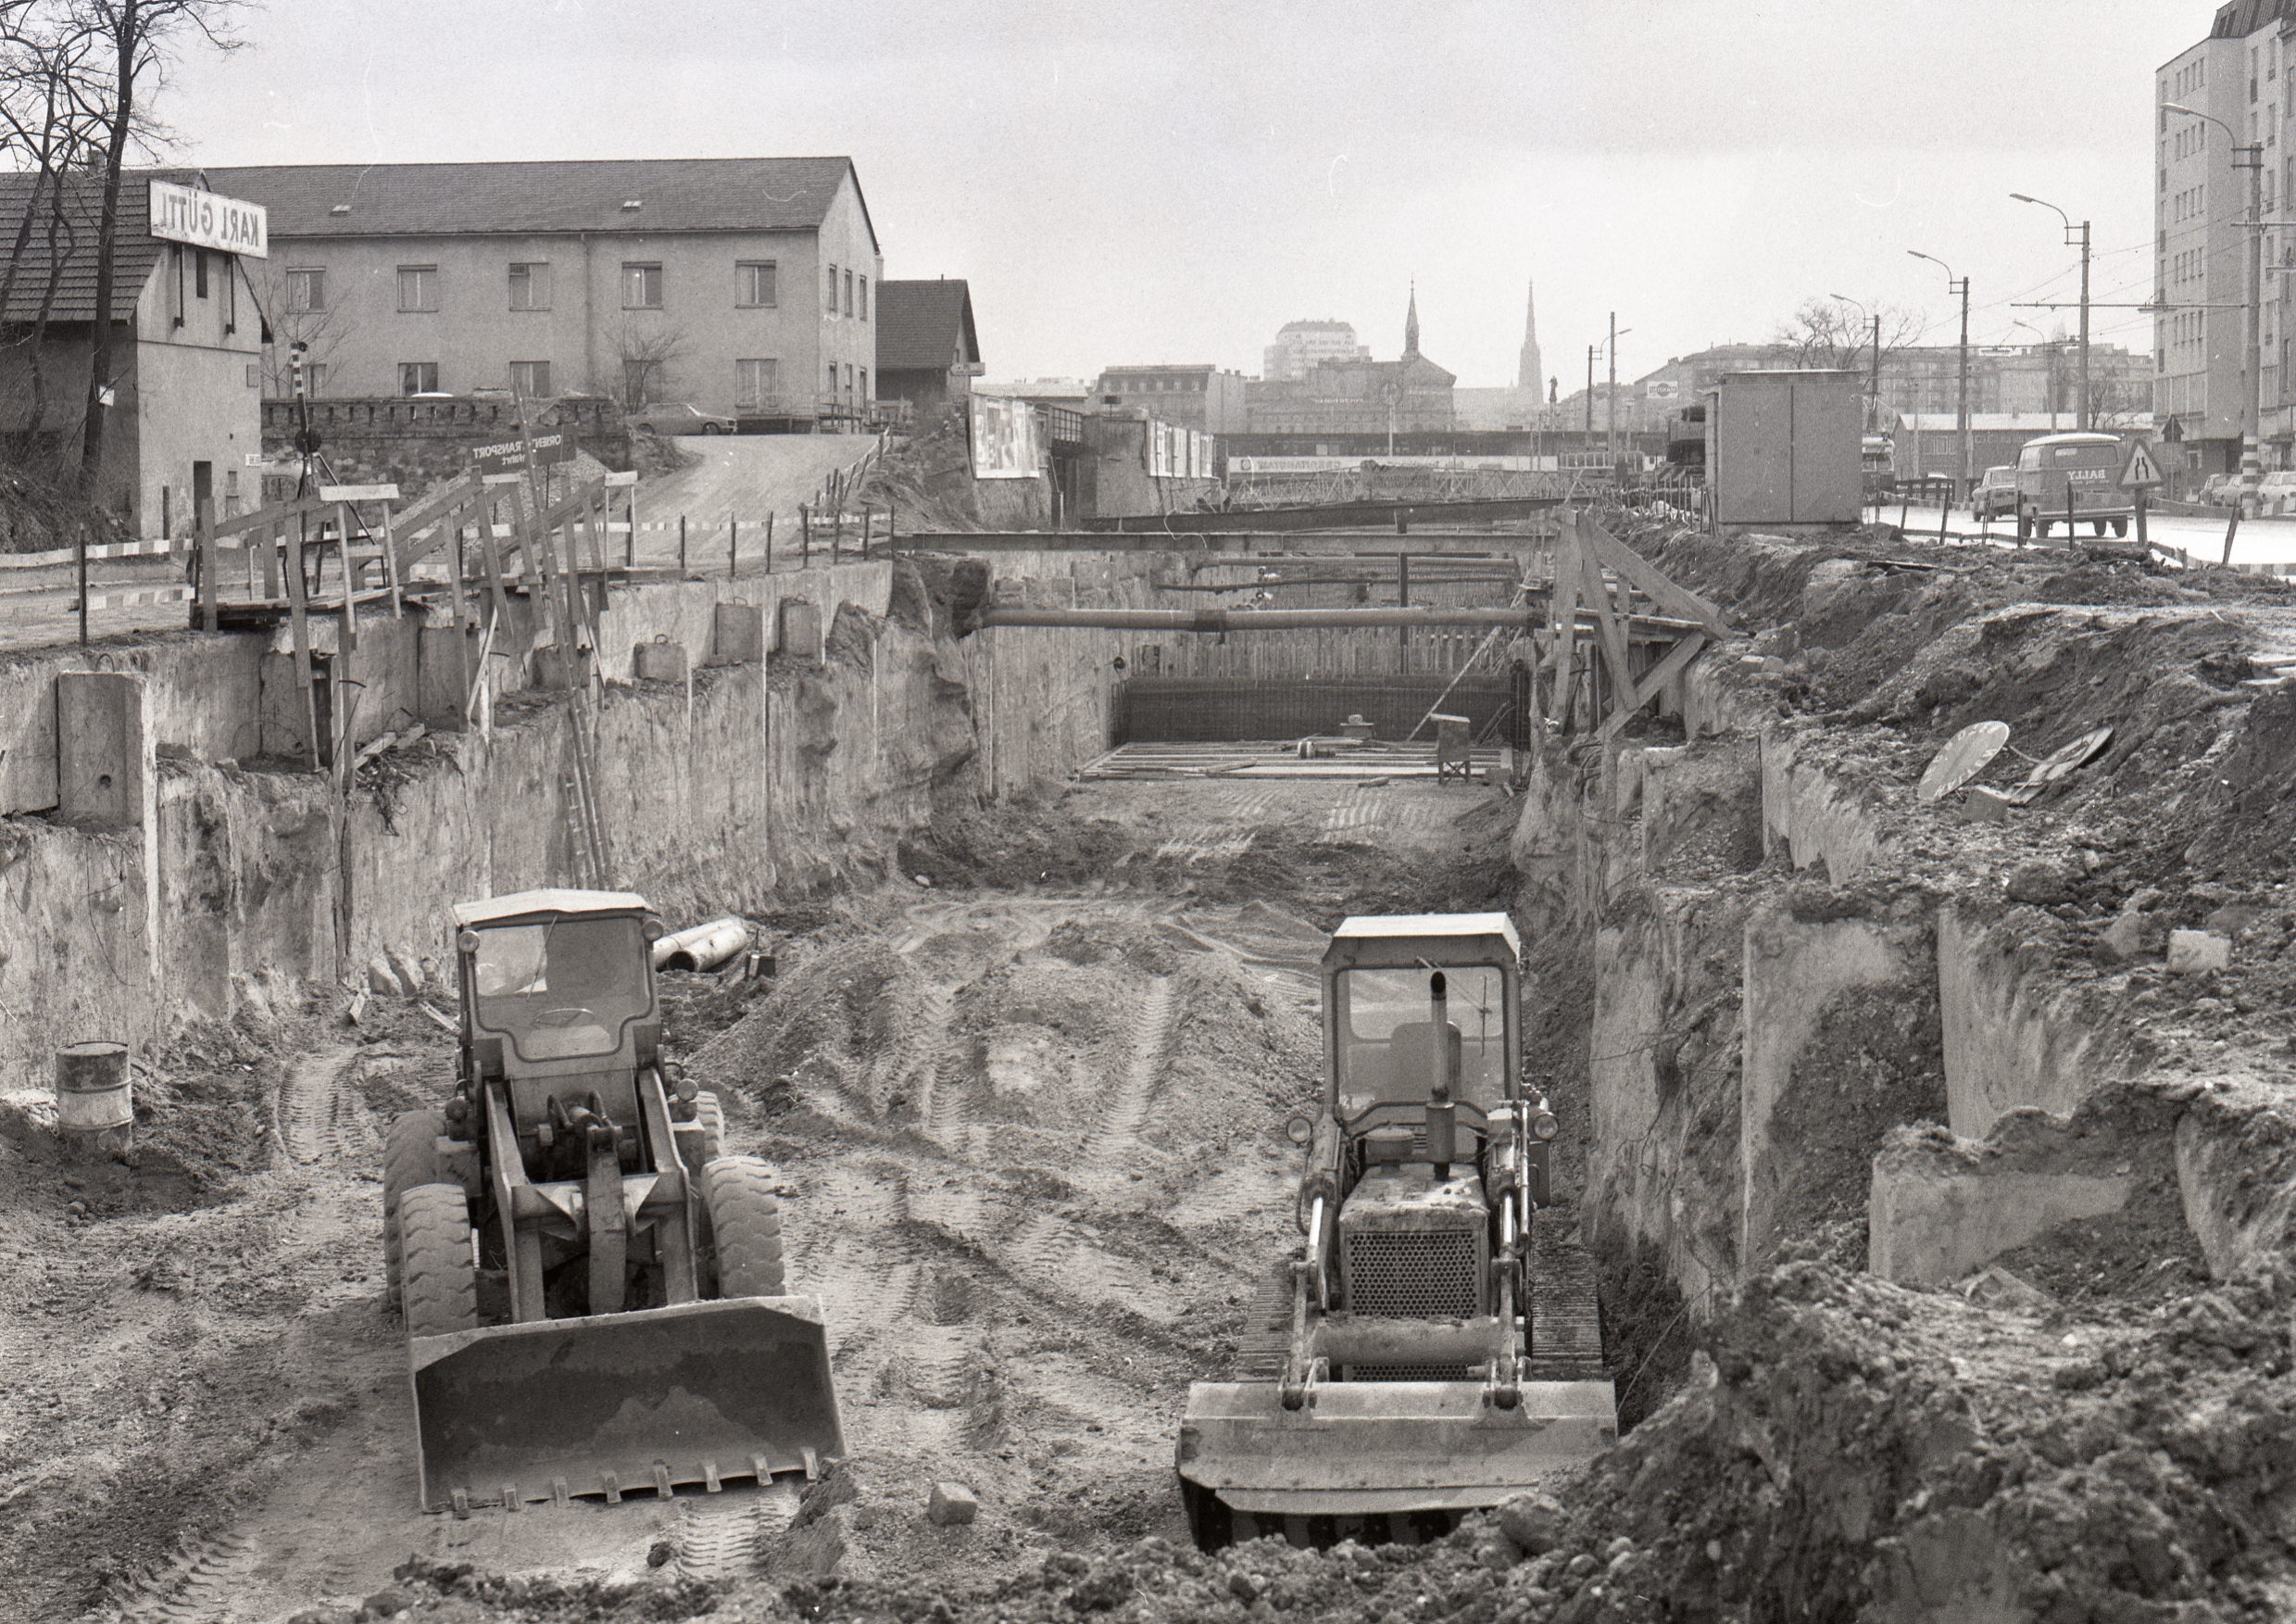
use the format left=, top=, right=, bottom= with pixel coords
left=2119, top=439, right=2164, bottom=489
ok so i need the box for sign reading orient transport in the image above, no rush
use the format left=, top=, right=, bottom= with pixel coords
left=147, top=180, right=268, bottom=259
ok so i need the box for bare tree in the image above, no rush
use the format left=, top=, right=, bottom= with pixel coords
left=250, top=260, right=353, bottom=397
left=72, top=0, right=244, bottom=485
left=0, top=4, right=106, bottom=451
left=613, top=320, right=687, bottom=408
left=1772, top=296, right=1926, bottom=376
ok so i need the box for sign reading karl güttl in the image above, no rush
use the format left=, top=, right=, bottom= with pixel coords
left=146, top=180, right=268, bottom=259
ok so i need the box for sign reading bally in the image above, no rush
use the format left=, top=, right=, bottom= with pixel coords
left=147, top=180, right=268, bottom=259
left=473, top=431, right=577, bottom=476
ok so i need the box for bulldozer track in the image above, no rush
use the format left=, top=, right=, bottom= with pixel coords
left=1526, top=1215, right=1610, bottom=1381
left=100, top=1530, right=260, bottom=1624
left=278, top=1049, right=376, bottom=1165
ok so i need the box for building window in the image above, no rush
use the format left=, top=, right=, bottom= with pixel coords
left=306, top=362, right=328, bottom=397
left=845, top=364, right=854, bottom=391
left=508, top=360, right=551, bottom=397
left=399, top=361, right=438, bottom=395
left=859, top=367, right=868, bottom=399
left=508, top=262, right=552, bottom=310
left=170, top=245, right=183, bottom=327
left=222, top=257, right=236, bottom=332
left=194, top=249, right=209, bottom=299
left=827, top=361, right=837, bottom=397
left=622, top=262, right=663, bottom=308
left=735, top=358, right=778, bottom=409
left=844, top=269, right=854, bottom=316
left=826, top=265, right=838, bottom=314
left=736, top=261, right=777, bottom=307
left=397, top=265, right=438, bottom=312
left=858, top=276, right=868, bottom=320
left=285, top=268, right=325, bottom=312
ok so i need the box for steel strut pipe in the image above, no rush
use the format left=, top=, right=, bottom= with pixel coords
left=974, top=606, right=1547, bottom=632
left=973, top=605, right=1710, bottom=635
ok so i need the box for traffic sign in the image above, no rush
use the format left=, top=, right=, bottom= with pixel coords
left=2119, top=439, right=2165, bottom=490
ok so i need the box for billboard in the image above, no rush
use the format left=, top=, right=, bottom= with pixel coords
left=148, top=180, right=268, bottom=259
left=970, top=395, right=1044, bottom=478
left=1645, top=379, right=1681, bottom=400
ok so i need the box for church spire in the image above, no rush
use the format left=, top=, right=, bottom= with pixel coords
left=1517, top=280, right=1543, bottom=393
left=1403, top=282, right=1420, bottom=359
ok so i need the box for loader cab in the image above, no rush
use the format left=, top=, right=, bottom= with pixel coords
left=450, top=889, right=665, bottom=1178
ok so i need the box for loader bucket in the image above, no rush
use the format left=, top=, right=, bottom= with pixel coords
left=1176, top=1378, right=1618, bottom=1548
left=409, top=1296, right=844, bottom=1512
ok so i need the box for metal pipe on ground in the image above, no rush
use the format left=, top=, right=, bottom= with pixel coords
left=653, top=918, right=753, bottom=973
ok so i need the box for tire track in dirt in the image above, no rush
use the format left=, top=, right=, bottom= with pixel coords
left=98, top=1530, right=259, bottom=1624
left=667, top=1482, right=800, bottom=1584
left=277, top=1047, right=377, bottom=1165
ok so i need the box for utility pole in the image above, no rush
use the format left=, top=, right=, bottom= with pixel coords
left=1585, top=345, right=1594, bottom=438
left=1606, top=310, right=1618, bottom=465
left=1956, top=276, right=1972, bottom=497
left=2014, top=195, right=2093, bottom=431
left=1913, top=251, right=1971, bottom=499
left=1869, top=312, right=1881, bottom=431
left=2076, top=220, right=2091, bottom=431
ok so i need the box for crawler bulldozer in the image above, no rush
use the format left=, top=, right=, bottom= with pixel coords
left=382, top=889, right=843, bottom=1514
left=1177, top=913, right=1618, bottom=1548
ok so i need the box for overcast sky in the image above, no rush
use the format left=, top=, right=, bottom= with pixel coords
left=165, top=0, right=2203, bottom=389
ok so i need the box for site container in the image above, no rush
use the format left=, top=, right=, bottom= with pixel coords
left=1702, top=370, right=1862, bottom=526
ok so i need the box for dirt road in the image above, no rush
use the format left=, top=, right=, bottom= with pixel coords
left=0, top=776, right=1565, bottom=1622
left=632, top=434, right=879, bottom=571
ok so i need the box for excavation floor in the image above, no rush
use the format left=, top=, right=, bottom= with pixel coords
left=0, top=776, right=1563, bottom=1623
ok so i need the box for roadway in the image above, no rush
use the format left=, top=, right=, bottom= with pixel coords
left=1875, top=497, right=2296, bottom=569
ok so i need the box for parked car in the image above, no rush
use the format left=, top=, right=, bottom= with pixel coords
left=2258, top=471, right=2296, bottom=514
left=629, top=402, right=735, bottom=435
left=2201, top=472, right=2239, bottom=507
left=1970, top=465, right=2017, bottom=522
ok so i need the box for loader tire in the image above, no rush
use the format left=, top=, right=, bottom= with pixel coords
left=383, top=1108, right=449, bottom=1299
left=398, top=1182, right=479, bottom=1338
left=704, top=1156, right=785, bottom=1298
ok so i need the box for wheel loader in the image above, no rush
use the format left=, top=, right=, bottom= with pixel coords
left=382, top=888, right=844, bottom=1515
left=1176, top=912, right=1618, bottom=1548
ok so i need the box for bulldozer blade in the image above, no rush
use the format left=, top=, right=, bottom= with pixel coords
left=409, top=1296, right=844, bottom=1512
left=1177, top=1378, right=1616, bottom=1531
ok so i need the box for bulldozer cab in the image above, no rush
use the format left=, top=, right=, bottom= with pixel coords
left=1325, top=913, right=1519, bottom=1115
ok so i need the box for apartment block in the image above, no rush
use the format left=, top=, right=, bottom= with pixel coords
left=209, top=158, right=884, bottom=425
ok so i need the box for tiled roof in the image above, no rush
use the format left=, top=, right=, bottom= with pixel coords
left=0, top=167, right=191, bottom=323
left=202, top=157, right=875, bottom=248
left=875, top=279, right=978, bottom=373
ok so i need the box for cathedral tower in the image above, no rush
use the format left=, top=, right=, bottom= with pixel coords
left=1517, top=282, right=1543, bottom=393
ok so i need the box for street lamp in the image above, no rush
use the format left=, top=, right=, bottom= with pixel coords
left=1586, top=321, right=1632, bottom=462
left=2011, top=319, right=2062, bottom=431
left=1908, top=250, right=1972, bottom=499
left=2011, top=194, right=2091, bottom=432
left=2164, top=101, right=2266, bottom=500
left=1829, top=293, right=1882, bottom=431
